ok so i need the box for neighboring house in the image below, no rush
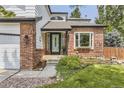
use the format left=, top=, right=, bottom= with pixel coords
left=0, top=5, right=106, bottom=70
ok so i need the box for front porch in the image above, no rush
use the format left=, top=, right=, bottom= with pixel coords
left=42, top=31, right=69, bottom=55
left=41, top=21, right=72, bottom=56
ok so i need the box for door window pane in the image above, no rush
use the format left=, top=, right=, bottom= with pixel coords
left=54, top=37, right=56, bottom=47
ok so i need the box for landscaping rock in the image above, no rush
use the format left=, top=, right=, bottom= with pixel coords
left=0, top=77, right=56, bottom=88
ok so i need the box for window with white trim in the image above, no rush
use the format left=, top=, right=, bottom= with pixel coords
left=74, top=32, right=94, bottom=49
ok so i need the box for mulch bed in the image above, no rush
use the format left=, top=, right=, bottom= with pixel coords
left=0, top=77, right=56, bottom=88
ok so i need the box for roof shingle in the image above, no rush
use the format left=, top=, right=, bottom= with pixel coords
left=42, top=21, right=106, bottom=31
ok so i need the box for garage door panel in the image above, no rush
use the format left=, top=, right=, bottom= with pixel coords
left=0, top=35, right=20, bottom=44
left=0, top=45, right=20, bottom=69
left=0, top=23, right=20, bottom=34
left=0, top=62, right=20, bottom=69
left=0, top=46, right=20, bottom=57
left=0, top=47, right=20, bottom=53
left=0, top=53, right=20, bottom=61
left=0, top=34, right=20, bottom=69
left=0, top=46, right=20, bottom=51
left=0, top=47, right=20, bottom=69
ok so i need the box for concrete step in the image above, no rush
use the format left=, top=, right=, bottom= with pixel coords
left=47, top=60, right=59, bottom=64
left=43, top=55, right=65, bottom=64
left=43, top=55, right=64, bottom=60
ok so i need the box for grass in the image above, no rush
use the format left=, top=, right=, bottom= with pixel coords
left=40, top=64, right=124, bottom=88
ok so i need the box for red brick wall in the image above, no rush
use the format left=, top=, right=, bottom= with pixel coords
left=20, top=22, right=36, bottom=70
left=68, top=27, right=104, bottom=57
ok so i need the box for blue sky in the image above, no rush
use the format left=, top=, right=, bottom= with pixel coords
left=50, top=5, right=98, bottom=21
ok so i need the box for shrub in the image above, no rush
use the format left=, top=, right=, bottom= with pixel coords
left=56, top=56, right=81, bottom=70
left=56, top=56, right=82, bottom=79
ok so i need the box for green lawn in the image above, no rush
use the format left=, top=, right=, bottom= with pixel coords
left=41, top=64, right=124, bottom=88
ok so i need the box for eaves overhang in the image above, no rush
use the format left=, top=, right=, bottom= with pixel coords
left=0, top=17, right=36, bottom=22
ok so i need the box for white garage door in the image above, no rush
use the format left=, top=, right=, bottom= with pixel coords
left=0, top=23, right=20, bottom=69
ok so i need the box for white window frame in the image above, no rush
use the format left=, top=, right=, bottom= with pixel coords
left=74, top=32, right=94, bottom=49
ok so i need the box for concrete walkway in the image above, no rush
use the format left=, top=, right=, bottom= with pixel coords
left=13, top=63, right=57, bottom=78
left=0, top=69, right=18, bottom=82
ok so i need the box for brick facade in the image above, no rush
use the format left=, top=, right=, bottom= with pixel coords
left=20, top=22, right=36, bottom=70
left=20, top=23, right=104, bottom=69
left=67, top=27, right=104, bottom=57
left=35, top=49, right=45, bottom=64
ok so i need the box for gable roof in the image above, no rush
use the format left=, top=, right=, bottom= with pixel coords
left=41, top=21, right=106, bottom=31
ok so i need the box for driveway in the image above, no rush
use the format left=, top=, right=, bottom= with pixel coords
left=0, top=69, right=18, bottom=82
